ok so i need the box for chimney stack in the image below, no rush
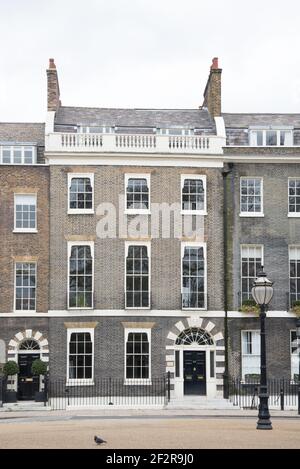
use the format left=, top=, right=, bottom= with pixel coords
left=202, top=57, right=222, bottom=117
left=47, top=58, right=61, bottom=112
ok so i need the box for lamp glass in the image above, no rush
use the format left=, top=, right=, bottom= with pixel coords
left=251, top=276, right=273, bottom=306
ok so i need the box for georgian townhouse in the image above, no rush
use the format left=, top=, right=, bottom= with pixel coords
left=223, top=114, right=300, bottom=382
left=1, top=57, right=300, bottom=408
left=0, top=123, right=50, bottom=400
left=44, top=58, right=227, bottom=401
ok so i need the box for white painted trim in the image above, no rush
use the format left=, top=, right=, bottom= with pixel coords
left=14, top=261, right=37, bottom=313
left=45, top=154, right=224, bottom=168
left=240, top=244, right=264, bottom=304
left=125, top=241, right=151, bottom=310
left=224, top=155, right=300, bottom=164
left=0, top=309, right=296, bottom=318
left=240, top=177, right=263, bottom=217
left=124, top=173, right=151, bottom=215
left=288, top=177, right=300, bottom=218
left=214, top=117, right=226, bottom=138
left=181, top=174, right=207, bottom=216
left=181, top=241, right=207, bottom=310
left=66, top=327, right=95, bottom=384
left=124, top=327, right=151, bottom=383
left=14, top=193, right=37, bottom=232
left=45, top=111, right=55, bottom=134
left=67, top=173, right=94, bottom=214
left=67, top=241, right=94, bottom=310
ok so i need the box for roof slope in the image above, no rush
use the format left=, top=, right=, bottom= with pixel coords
left=54, top=106, right=215, bottom=129
left=223, top=113, right=300, bottom=128
left=0, top=123, right=45, bottom=145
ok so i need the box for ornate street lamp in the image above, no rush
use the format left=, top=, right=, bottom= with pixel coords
left=296, top=317, right=300, bottom=415
left=251, top=267, right=274, bottom=430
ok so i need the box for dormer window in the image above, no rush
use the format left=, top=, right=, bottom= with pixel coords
left=158, top=128, right=193, bottom=136
left=249, top=128, right=293, bottom=146
left=79, top=126, right=112, bottom=134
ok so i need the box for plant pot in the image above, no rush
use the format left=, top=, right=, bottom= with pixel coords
left=5, top=391, right=17, bottom=403
left=292, top=307, right=300, bottom=316
left=34, top=391, right=46, bottom=402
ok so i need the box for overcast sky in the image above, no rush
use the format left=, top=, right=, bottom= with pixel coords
left=1, top=0, right=300, bottom=121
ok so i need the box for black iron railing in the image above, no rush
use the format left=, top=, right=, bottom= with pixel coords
left=48, top=375, right=169, bottom=410
left=229, top=378, right=299, bottom=410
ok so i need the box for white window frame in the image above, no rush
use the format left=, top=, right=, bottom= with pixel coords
left=181, top=174, right=207, bottom=216
left=290, top=330, right=299, bottom=382
left=158, top=128, right=193, bottom=136
left=67, top=173, right=94, bottom=215
left=14, top=261, right=37, bottom=313
left=249, top=128, right=293, bottom=147
left=288, top=178, right=300, bottom=218
left=79, top=126, right=113, bottom=134
left=67, top=241, right=94, bottom=310
left=289, top=246, right=300, bottom=307
left=181, top=241, right=207, bottom=311
left=124, top=328, right=151, bottom=385
left=13, top=193, right=37, bottom=233
left=241, top=330, right=261, bottom=380
left=0, top=145, right=37, bottom=164
left=240, top=177, right=264, bottom=217
left=240, top=245, right=264, bottom=303
left=66, top=327, right=94, bottom=386
left=124, top=173, right=151, bottom=215
left=125, top=241, right=151, bottom=310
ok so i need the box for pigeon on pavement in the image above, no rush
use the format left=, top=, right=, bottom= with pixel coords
left=94, top=435, right=107, bottom=445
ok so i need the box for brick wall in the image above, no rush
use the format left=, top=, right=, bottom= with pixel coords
left=0, top=166, right=49, bottom=313
left=49, top=165, right=224, bottom=311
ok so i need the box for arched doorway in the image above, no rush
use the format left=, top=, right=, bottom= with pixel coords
left=18, top=339, right=40, bottom=400
left=166, top=318, right=225, bottom=399
left=176, top=328, right=214, bottom=396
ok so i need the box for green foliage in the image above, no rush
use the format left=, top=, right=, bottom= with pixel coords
left=239, top=299, right=260, bottom=314
left=3, top=361, right=19, bottom=377
left=31, top=359, right=47, bottom=376
left=292, top=301, right=300, bottom=315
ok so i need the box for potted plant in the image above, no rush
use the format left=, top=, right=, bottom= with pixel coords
left=291, top=301, right=300, bottom=315
left=239, top=299, right=260, bottom=315
left=3, top=361, right=19, bottom=403
left=31, top=359, right=48, bottom=402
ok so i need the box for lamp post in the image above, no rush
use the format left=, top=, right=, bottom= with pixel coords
left=251, top=267, right=274, bottom=430
left=296, top=318, right=300, bottom=415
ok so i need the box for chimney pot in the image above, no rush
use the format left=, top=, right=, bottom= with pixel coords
left=49, top=58, right=56, bottom=69
left=211, top=57, right=219, bottom=70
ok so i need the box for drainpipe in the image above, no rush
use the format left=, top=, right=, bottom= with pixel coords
left=222, top=162, right=233, bottom=399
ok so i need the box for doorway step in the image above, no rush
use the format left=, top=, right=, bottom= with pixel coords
left=167, top=397, right=237, bottom=410
left=0, top=401, right=50, bottom=412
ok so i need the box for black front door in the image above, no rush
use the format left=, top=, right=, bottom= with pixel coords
left=184, top=351, right=206, bottom=395
left=18, top=353, right=40, bottom=400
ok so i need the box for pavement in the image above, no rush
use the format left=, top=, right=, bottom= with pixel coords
left=0, top=414, right=299, bottom=449
left=0, top=409, right=299, bottom=449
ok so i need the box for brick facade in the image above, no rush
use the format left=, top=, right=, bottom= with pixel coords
left=0, top=165, right=49, bottom=313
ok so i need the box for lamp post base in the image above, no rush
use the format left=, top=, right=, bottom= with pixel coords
left=257, top=419, right=273, bottom=430
left=257, top=391, right=272, bottom=430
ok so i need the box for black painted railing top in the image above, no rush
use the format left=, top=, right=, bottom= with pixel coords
left=228, top=377, right=299, bottom=410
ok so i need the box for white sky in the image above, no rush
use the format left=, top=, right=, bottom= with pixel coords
left=1, top=0, right=300, bottom=121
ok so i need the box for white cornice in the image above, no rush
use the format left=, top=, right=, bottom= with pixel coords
left=44, top=153, right=224, bottom=168
left=0, top=310, right=295, bottom=318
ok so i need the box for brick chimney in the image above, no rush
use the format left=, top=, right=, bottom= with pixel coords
left=202, top=57, right=222, bottom=117
left=47, top=58, right=61, bottom=112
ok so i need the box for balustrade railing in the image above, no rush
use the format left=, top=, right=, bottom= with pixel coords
left=46, top=132, right=225, bottom=154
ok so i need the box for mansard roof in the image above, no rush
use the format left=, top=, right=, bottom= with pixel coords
left=0, top=123, right=45, bottom=145
left=54, top=106, right=216, bottom=131
left=223, top=113, right=300, bottom=128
